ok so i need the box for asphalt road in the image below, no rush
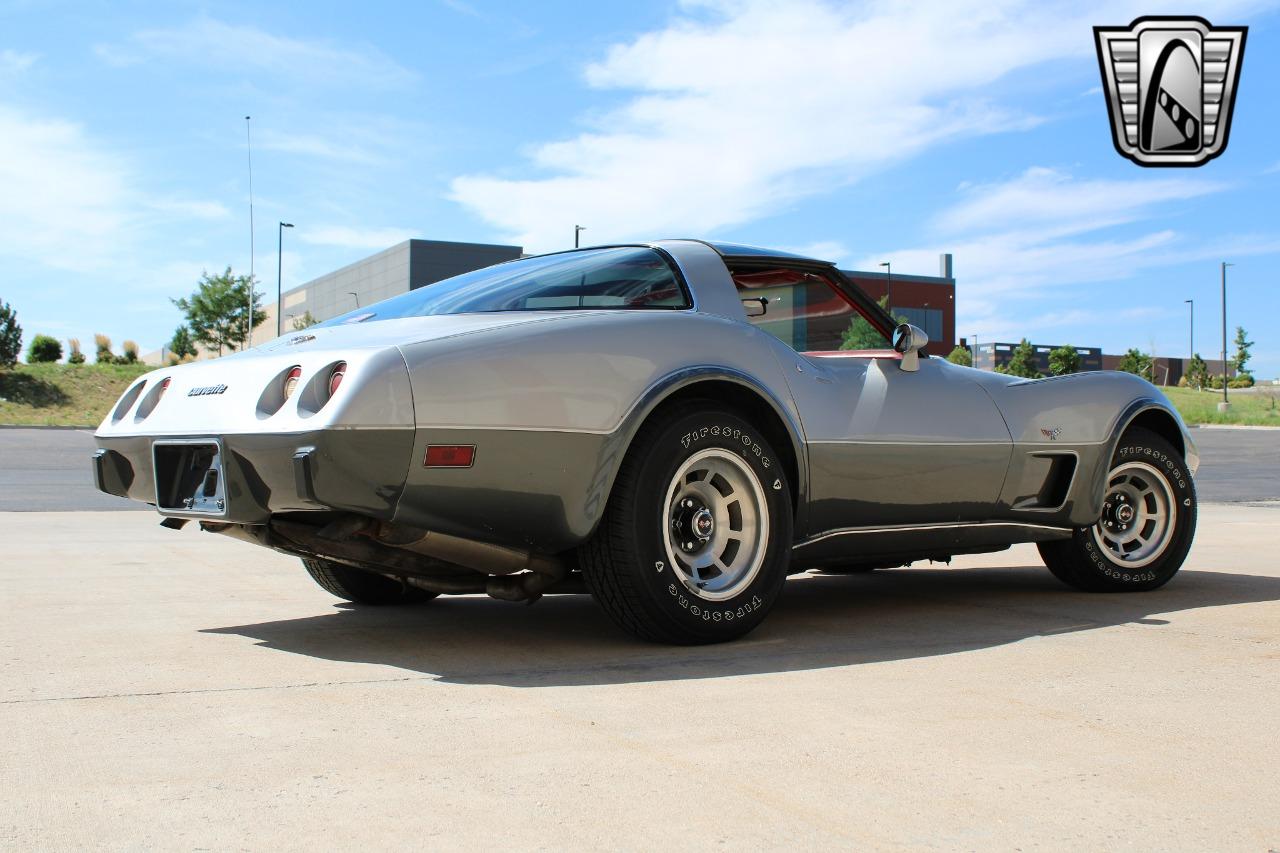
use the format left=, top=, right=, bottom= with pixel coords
left=2, top=507, right=1277, bottom=849
left=1, top=425, right=1276, bottom=512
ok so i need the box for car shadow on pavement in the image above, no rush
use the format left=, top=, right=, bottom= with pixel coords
left=201, top=566, right=1280, bottom=688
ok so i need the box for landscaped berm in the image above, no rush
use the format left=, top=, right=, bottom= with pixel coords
left=0, top=362, right=1276, bottom=428
left=0, top=363, right=151, bottom=427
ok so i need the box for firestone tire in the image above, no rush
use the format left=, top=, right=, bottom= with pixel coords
left=302, top=558, right=438, bottom=605
left=1038, top=427, right=1196, bottom=592
left=580, top=402, right=793, bottom=644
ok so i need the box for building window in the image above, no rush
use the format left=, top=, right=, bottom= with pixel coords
left=890, top=306, right=943, bottom=341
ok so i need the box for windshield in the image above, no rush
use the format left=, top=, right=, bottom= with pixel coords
left=319, top=246, right=689, bottom=326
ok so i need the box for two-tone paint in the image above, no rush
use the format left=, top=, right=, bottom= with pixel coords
left=93, top=239, right=1197, bottom=567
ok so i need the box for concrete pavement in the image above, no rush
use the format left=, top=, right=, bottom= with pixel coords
left=2, top=425, right=1275, bottom=512
left=2, top=506, right=1277, bottom=850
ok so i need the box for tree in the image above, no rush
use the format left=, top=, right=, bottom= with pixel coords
left=1232, top=325, right=1254, bottom=378
left=997, top=338, right=1041, bottom=379
left=0, top=299, right=20, bottom=368
left=172, top=267, right=266, bottom=356
left=839, top=296, right=905, bottom=351
left=1047, top=344, right=1080, bottom=376
left=120, top=340, right=139, bottom=364
left=168, top=326, right=197, bottom=360
left=94, top=333, right=114, bottom=364
left=291, top=311, right=318, bottom=331
left=67, top=337, right=85, bottom=364
left=1117, top=348, right=1153, bottom=380
left=27, top=334, right=62, bottom=363
left=1186, top=352, right=1209, bottom=389
left=946, top=345, right=972, bottom=366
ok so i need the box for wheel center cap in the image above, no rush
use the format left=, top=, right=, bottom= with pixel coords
left=693, top=508, right=714, bottom=538
left=1116, top=504, right=1135, bottom=524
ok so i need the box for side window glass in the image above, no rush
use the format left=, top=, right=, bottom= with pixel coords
left=732, top=267, right=890, bottom=353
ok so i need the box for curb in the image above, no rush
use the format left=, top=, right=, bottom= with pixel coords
left=1189, top=424, right=1280, bottom=431
left=0, top=424, right=94, bottom=431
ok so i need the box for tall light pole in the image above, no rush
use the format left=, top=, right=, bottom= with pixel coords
left=1184, top=299, right=1193, bottom=361
left=879, top=261, right=892, bottom=316
left=276, top=222, right=294, bottom=336
left=1220, top=262, right=1232, bottom=410
left=971, top=333, right=978, bottom=368
left=574, top=225, right=586, bottom=248
left=245, top=116, right=255, bottom=350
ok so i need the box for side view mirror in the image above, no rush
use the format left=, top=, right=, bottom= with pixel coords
left=742, top=297, right=768, bottom=318
left=891, top=323, right=929, bottom=372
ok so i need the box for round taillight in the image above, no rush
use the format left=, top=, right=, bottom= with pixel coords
left=328, top=362, right=346, bottom=397
left=283, top=366, right=302, bottom=399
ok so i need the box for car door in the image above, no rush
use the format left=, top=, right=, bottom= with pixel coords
left=730, top=263, right=1012, bottom=536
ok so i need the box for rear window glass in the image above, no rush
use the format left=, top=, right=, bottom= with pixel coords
left=320, top=246, right=688, bottom=325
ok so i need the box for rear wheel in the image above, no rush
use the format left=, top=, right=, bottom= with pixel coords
left=580, top=403, right=792, bottom=644
left=1038, top=428, right=1196, bottom=592
left=302, top=558, right=438, bottom=605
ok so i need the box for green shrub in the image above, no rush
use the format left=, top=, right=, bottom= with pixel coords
left=946, top=345, right=972, bottom=366
left=67, top=338, right=85, bottom=364
left=0, top=299, right=20, bottom=368
left=27, top=334, right=63, bottom=363
left=94, top=333, right=113, bottom=364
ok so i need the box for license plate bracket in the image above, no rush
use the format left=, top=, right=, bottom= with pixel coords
left=153, top=439, right=227, bottom=516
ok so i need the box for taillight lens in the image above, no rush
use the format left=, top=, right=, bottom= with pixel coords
left=157, top=378, right=171, bottom=398
left=328, top=362, right=346, bottom=397
left=283, top=366, right=302, bottom=399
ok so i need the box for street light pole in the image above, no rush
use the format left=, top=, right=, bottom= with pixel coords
left=1220, top=262, right=1232, bottom=409
left=879, top=261, right=892, bottom=316
left=574, top=225, right=586, bottom=248
left=245, top=116, right=255, bottom=350
left=277, top=222, right=294, bottom=337
left=1184, top=299, right=1193, bottom=362
left=971, top=333, right=978, bottom=368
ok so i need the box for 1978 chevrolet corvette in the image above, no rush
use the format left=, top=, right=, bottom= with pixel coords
left=93, top=240, right=1198, bottom=643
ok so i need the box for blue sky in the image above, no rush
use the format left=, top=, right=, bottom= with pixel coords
left=2, top=0, right=1278, bottom=375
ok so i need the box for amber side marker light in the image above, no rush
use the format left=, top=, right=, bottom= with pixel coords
left=424, top=445, right=476, bottom=468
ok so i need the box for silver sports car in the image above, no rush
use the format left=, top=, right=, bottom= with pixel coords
left=94, top=240, right=1198, bottom=643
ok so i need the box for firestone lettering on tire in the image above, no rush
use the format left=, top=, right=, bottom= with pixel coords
left=680, top=425, right=770, bottom=468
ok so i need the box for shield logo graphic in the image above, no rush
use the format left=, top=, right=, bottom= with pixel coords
left=1094, top=16, right=1247, bottom=166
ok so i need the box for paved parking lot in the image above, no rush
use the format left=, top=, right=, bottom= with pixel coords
left=2, top=505, right=1277, bottom=849
left=1, top=424, right=1277, bottom=512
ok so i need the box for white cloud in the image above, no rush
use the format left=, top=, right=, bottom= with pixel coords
left=297, top=225, right=416, bottom=250
left=96, top=16, right=415, bottom=89
left=934, top=167, right=1225, bottom=236
left=0, top=105, right=233, bottom=274
left=254, top=129, right=381, bottom=164
left=858, top=167, right=1280, bottom=339
left=0, top=49, right=38, bottom=74
left=448, top=0, right=1260, bottom=252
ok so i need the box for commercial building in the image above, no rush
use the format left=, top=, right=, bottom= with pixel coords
left=972, top=342, right=1104, bottom=373
left=256, top=240, right=958, bottom=356
left=841, top=254, right=956, bottom=356
left=970, top=340, right=1234, bottom=384
left=255, top=238, right=524, bottom=345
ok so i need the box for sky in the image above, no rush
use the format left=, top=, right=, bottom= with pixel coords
left=1, top=0, right=1278, bottom=375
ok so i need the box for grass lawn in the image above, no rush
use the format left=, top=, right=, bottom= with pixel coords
left=1161, top=385, right=1280, bottom=427
left=0, top=361, right=1276, bottom=429
left=0, top=362, right=152, bottom=427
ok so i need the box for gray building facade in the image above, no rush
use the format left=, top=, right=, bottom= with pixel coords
left=268, top=239, right=523, bottom=339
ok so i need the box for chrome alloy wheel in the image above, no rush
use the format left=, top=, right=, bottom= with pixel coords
left=1091, top=460, right=1177, bottom=569
left=662, top=448, right=769, bottom=602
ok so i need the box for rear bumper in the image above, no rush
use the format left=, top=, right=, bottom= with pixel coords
left=92, top=428, right=416, bottom=523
